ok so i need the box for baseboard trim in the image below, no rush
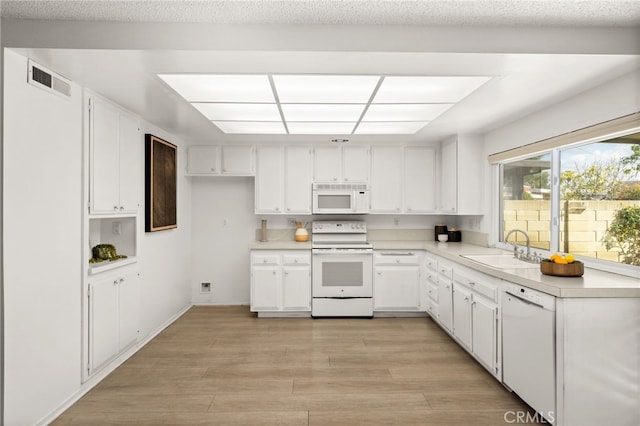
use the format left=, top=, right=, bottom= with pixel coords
left=37, top=303, right=193, bottom=426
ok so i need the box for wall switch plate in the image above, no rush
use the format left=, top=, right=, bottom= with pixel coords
left=200, top=282, right=212, bottom=293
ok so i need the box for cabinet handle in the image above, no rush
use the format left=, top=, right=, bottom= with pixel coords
left=113, top=280, right=118, bottom=285
left=284, top=271, right=289, bottom=275
left=119, top=206, right=124, bottom=211
left=377, top=272, right=382, bottom=276
left=113, top=206, right=118, bottom=210
left=263, top=259, right=267, bottom=263
left=211, top=168, right=215, bottom=172
left=468, top=281, right=476, bottom=286
left=119, top=278, right=124, bottom=283
left=333, top=178, right=338, bottom=181
left=294, top=259, right=298, bottom=263
left=222, top=168, right=226, bottom=172
left=272, top=271, right=276, bottom=275
left=464, top=296, right=469, bottom=302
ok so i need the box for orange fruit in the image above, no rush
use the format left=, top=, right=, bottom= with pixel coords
left=549, top=253, right=562, bottom=262
left=565, top=254, right=575, bottom=264
left=555, top=257, right=568, bottom=264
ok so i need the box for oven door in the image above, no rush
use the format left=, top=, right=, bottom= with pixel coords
left=312, top=190, right=355, bottom=214
left=312, top=249, right=373, bottom=298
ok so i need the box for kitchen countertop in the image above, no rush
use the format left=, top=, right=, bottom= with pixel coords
left=248, top=239, right=640, bottom=298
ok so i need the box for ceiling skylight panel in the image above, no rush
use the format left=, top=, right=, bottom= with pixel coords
left=355, top=122, right=430, bottom=134
left=287, top=122, right=356, bottom=134
left=373, top=76, right=492, bottom=103
left=281, top=104, right=366, bottom=122
left=213, top=121, right=286, bottom=134
left=158, top=74, right=275, bottom=102
left=273, top=75, right=380, bottom=103
left=363, top=104, right=454, bottom=121
left=192, top=103, right=281, bottom=121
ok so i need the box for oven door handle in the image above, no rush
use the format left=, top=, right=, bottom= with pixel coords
left=312, top=249, right=373, bottom=254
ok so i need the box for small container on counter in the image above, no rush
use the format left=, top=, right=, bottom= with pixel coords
left=448, top=228, right=462, bottom=242
left=434, top=224, right=448, bottom=241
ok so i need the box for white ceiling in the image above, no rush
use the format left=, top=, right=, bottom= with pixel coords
left=3, top=0, right=640, bottom=26
left=3, top=1, right=640, bottom=143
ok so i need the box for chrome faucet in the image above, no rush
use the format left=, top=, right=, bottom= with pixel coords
left=504, top=228, right=531, bottom=259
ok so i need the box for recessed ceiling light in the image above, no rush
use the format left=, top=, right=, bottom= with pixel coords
left=363, top=104, right=454, bottom=121
left=281, top=104, right=366, bottom=122
left=373, top=76, right=491, bottom=103
left=273, top=75, right=380, bottom=103
left=287, top=122, right=356, bottom=135
left=213, top=121, right=286, bottom=134
left=355, top=122, right=430, bottom=134
left=159, top=74, right=274, bottom=102
left=192, top=103, right=281, bottom=121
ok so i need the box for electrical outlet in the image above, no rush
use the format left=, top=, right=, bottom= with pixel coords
left=112, top=221, right=121, bottom=235
left=393, top=217, right=400, bottom=226
left=200, top=282, right=212, bottom=293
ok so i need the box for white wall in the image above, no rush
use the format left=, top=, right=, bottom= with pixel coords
left=137, top=122, right=192, bottom=334
left=2, top=50, right=193, bottom=425
left=3, top=49, right=83, bottom=425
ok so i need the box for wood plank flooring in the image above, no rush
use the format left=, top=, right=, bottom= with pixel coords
left=53, top=306, right=536, bottom=425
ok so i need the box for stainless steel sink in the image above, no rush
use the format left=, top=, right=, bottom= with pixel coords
left=461, top=254, right=540, bottom=269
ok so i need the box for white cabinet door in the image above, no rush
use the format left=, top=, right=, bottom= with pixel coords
left=313, top=146, right=341, bottom=182
left=374, top=266, right=421, bottom=310
left=437, top=279, right=453, bottom=332
left=282, top=266, right=311, bottom=310
left=255, top=146, right=284, bottom=214
left=118, top=270, right=140, bottom=351
left=405, top=146, right=436, bottom=213
left=440, top=139, right=457, bottom=213
left=342, top=146, right=370, bottom=183
left=89, top=276, right=119, bottom=373
left=453, top=284, right=472, bottom=350
left=118, top=113, right=140, bottom=213
left=90, top=98, right=120, bottom=214
left=370, top=146, right=403, bottom=213
left=187, top=146, right=219, bottom=175
left=251, top=266, right=280, bottom=311
left=284, top=146, right=312, bottom=214
left=221, top=145, right=254, bottom=175
left=472, top=296, right=497, bottom=372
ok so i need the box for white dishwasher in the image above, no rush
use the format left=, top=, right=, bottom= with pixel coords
left=502, top=284, right=556, bottom=424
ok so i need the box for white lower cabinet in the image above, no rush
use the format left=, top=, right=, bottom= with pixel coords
left=88, top=267, right=140, bottom=374
left=452, top=267, right=500, bottom=377
left=250, top=251, right=311, bottom=315
left=436, top=262, right=454, bottom=332
left=373, top=251, right=422, bottom=312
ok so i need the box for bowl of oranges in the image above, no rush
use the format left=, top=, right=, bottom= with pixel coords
left=540, top=253, right=584, bottom=277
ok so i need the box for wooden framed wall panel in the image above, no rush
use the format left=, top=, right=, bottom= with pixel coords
left=145, top=134, right=177, bottom=232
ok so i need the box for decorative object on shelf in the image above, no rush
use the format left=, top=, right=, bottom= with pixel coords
left=89, top=244, right=127, bottom=264
left=437, top=234, right=449, bottom=242
left=145, top=134, right=177, bottom=232
left=448, top=228, right=462, bottom=242
left=434, top=224, right=448, bottom=241
left=294, top=221, right=309, bottom=242
left=540, top=253, right=584, bottom=277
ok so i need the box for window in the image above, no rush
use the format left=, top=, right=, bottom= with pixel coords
left=499, top=131, right=640, bottom=271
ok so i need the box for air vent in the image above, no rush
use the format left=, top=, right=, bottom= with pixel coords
left=27, top=59, right=71, bottom=98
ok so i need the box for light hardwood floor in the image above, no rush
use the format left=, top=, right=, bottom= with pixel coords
left=53, top=306, right=536, bottom=425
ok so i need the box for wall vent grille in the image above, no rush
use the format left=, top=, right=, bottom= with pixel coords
left=27, top=59, right=71, bottom=98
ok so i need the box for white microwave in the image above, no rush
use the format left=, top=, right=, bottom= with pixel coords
left=312, top=183, right=370, bottom=214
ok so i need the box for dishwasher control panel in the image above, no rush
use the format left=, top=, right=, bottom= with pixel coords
left=503, top=284, right=556, bottom=311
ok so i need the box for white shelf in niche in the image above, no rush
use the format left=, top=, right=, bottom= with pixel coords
left=88, top=216, right=137, bottom=275
left=89, top=256, right=138, bottom=275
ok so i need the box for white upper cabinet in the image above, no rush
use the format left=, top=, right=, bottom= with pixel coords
left=89, top=94, right=140, bottom=215
left=255, top=146, right=284, bottom=214
left=221, top=145, right=254, bottom=175
left=404, top=146, right=436, bottom=213
left=187, top=146, right=219, bottom=175
left=313, top=146, right=341, bottom=182
left=439, top=136, right=484, bottom=214
left=342, top=145, right=370, bottom=183
left=313, top=145, right=370, bottom=183
left=370, top=146, right=403, bottom=213
left=284, top=146, right=313, bottom=214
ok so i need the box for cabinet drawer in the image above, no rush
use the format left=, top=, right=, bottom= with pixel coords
left=426, top=299, right=437, bottom=318
left=426, top=271, right=438, bottom=286
left=427, top=283, right=438, bottom=303
left=282, top=254, right=310, bottom=265
left=455, top=272, right=497, bottom=302
left=374, top=252, right=420, bottom=265
left=252, top=254, right=279, bottom=265
left=438, top=264, right=453, bottom=280
left=425, top=255, right=438, bottom=271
